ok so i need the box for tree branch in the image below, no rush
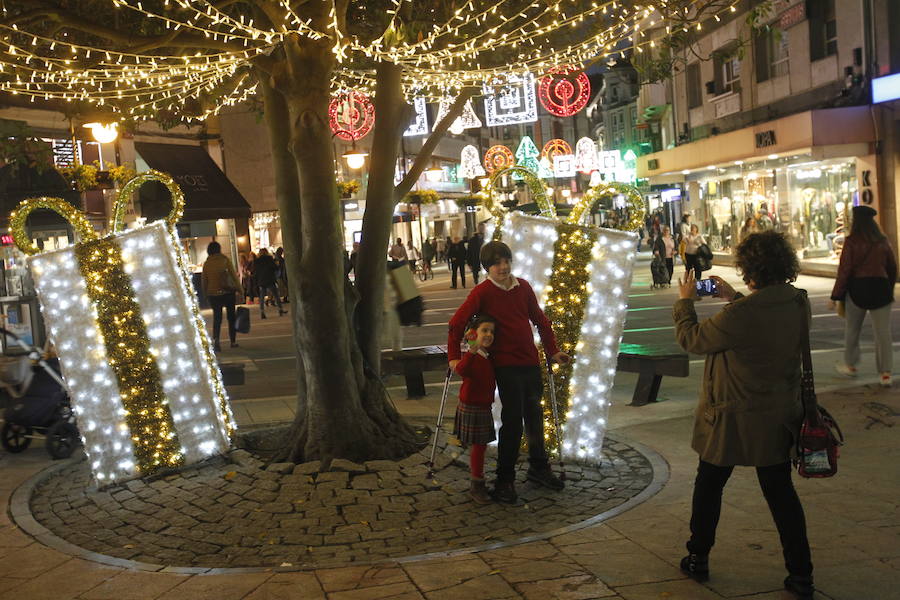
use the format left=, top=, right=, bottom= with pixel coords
left=394, top=87, right=475, bottom=200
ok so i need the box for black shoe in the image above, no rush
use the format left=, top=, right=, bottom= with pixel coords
left=784, top=575, right=814, bottom=599
left=526, top=466, right=565, bottom=490
left=680, top=553, right=709, bottom=582
left=230, top=341, right=239, bottom=348
left=279, top=310, right=287, bottom=316
left=260, top=313, right=267, bottom=319
left=491, top=480, right=517, bottom=504
left=213, top=340, right=221, bottom=352
left=450, top=286, right=457, bottom=289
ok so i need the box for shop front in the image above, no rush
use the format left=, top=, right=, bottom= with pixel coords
left=637, top=107, right=878, bottom=275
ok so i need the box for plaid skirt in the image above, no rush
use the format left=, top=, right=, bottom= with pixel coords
left=453, top=402, right=496, bottom=445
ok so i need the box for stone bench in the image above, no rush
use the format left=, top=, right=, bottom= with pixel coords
left=382, top=343, right=689, bottom=405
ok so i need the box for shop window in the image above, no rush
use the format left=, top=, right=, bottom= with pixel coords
left=808, top=0, right=837, bottom=61
left=755, top=29, right=790, bottom=82
left=686, top=63, right=702, bottom=108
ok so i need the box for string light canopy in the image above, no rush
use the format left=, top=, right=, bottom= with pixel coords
left=0, top=1, right=734, bottom=121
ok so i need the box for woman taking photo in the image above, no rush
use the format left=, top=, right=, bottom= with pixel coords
left=673, top=231, right=814, bottom=600
left=829, top=205, right=896, bottom=387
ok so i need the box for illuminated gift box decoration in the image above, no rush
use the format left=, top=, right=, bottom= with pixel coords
left=482, top=169, right=644, bottom=461
left=10, top=171, right=235, bottom=484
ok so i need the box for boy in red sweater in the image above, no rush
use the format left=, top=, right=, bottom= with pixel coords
left=448, top=241, right=570, bottom=503
left=453, top=314, right=498, bottom=504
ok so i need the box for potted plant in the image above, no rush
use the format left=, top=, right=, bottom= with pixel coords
left=454, top=194, right=481, bottom=210
left=337, top=179, right=360, bottom=198
left=404, top=189, right=440, bottom=205
left=58, top=163, right=99, bottom=192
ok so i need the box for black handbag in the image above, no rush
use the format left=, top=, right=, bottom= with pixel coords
left=235, top=306, right=251, bottom=334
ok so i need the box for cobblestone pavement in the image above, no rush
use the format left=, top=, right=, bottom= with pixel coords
left=29, top=433, right=655, bottom=569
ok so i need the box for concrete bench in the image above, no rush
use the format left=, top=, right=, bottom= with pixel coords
left=382, top=343, right=689, bottom=405
left=616, top=343, right=690, bottom=406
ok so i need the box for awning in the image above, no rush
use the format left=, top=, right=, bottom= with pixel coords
left=0, top=164, right=82, bottom=229
left=134, top=142, right=251, bottom=222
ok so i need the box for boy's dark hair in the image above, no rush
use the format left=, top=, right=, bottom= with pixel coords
left=480, top=240, right=512, bottom=270
left=207, top=241, right=221, bottom=255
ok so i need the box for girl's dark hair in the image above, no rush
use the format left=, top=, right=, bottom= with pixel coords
left=480, top=241, right=512, bottom=270
left=849, top=206, right=886, bottom=243
left=207, top=241, right=222, bottom=255
left=466, top=313, right=497, bottom=333
left=734, top=230, right=799, bottom=288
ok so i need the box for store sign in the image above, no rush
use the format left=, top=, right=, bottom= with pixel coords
left=856, top=155, right=880, bottom=213
left=755, top=130, right=777, bottom=148
left=0, top=234, right=14, bottom=246
left=872, top=72, right=900, bottom=104
left=778, top=2, right=805, bottom=29
left=647, top=159, right=659, bottom=170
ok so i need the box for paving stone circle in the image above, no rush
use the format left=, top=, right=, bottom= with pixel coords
left=28, top=433, right=655, bottom=569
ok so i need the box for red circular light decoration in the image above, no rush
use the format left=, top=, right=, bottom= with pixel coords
left=541, top=138, right=573, bottom=160
left=538, top=65, right=591, bottom=117
left=329, top=91, right=375, bottom=141
left=484, top=145, right=515, bottom=174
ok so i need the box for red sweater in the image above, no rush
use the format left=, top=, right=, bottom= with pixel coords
left=456, top=351, right=495, bottom=406
left=448, top=278, right=560, bottom=367
left=831, top=235, right=897, bottom=301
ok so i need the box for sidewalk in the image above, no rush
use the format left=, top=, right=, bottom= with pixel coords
left=0, top=371, right=896, bottom=598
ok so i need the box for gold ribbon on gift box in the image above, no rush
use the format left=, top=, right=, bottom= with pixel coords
left=480, top=167, right=645, bottom=452
left=9, top=170, right=234, bottom=475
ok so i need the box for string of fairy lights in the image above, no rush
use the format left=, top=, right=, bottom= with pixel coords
left=0, top=0, right=738, bottom=119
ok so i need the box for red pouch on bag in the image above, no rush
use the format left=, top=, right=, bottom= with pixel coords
left=796, top=407, right=843, bottom=478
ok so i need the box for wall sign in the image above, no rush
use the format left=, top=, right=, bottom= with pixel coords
left=755, top=130, right=777, bottom=148
left=856, top=155, right=879, bottom=213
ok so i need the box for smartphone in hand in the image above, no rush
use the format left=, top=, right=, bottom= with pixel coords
left=696, top=278, right=718, bottom=297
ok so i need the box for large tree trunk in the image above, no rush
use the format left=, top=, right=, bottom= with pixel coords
left=356, top=61, right=409, bottom=369
left=268, top=36, right=418, bottom=463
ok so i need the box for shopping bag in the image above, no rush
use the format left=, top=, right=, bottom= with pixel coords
left=235, top=306, right=251, bottom=334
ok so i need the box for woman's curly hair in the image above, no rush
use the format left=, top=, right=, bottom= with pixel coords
left=734, top=230, right=799, bottom=288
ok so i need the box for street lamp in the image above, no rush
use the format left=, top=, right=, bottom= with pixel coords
left=342, top=142, right=368, bottom=170
left=83, top=122, right=118, bottom=144
left=424, top=164, right=444, bottom=182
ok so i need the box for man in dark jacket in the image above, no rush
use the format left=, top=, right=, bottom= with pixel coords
left=254, top=248, right=286, bottom=318
left=448, top=236, right=468, bottom=289
left=466, top=230, right=484, bottom=285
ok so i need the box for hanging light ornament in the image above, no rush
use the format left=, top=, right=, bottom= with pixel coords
left=483, top=145, right=515, bottom=174
left=574, top=137, right=599, bottom=173
left=538, top=65, right=591, bottom=117
left=329, top=90, right=375, bottom=141
left=403, top=97, right=429, bottom=137
left=434, top=96, right=482, bottom=135
left=542, top=139, right=574, bottom=161
left=460, top=145, right=487, bottom=179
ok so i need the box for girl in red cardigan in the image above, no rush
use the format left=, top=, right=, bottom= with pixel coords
left=453, top=314, right=497, bottom=504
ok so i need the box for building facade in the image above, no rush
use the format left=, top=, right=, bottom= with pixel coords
left=635, top=0, right=900, bottom=275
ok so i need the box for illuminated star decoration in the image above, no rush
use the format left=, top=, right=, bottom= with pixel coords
left=460, top=145, right=486, bottom=179
left=329, top=90, right=376, bottom=141
left=538, top=65, right=592, bottom=117
left=483, top=72, right=538, bottom=126
left=403, top=97, right=429, bottom=137
left=434, top=96, right=482, bottom=135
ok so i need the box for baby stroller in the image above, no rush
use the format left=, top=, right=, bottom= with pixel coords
left=650, top=256, right=670, bottom=289
left=0, top=327, right=80, bottom=459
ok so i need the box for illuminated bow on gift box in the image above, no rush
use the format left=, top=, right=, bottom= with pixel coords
left=9, top=169, right=185, bottom=253
left=8, top=171, right=233, bottom=479
left=475, top=168, right=646, bottom=457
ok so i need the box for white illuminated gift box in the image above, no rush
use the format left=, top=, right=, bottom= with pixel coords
left=25, top=214, right=234, bottom=485
left=490, top=211, right=638, bottom=462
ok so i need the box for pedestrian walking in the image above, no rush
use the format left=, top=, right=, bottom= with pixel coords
left=829, top=205, right=896, bottom=387
left=452, top=314, right=498, bottom=504
left=201, top=241, right=241, bottom=352
left=466, top=230, right=484, bottom=285
left=678, top=213, right=691, bottom=246
left=422, top=238, right=435, bottom=272
left=448, top=236, right=468, bottom=289
left=242, top=252, right=257, bottom=304
left=444, top=236, right=453, bottom=269
left=389, top=238, right=408, bottom=263
left=254, top=248, right=286, bottom=319
left=654, top=225, right=676, bottom=283
left=683, top=224, right=707, bottom=281
left=274, top=246, right=289, bottom=303
left=349, top=242, right=360, bottom=277
left=673, top=231, right=814, bottom=600
left=448, top=241, right=570, bottom=503
left=407, top=239, right=420, bottom=273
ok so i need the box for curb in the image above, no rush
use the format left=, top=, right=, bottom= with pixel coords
left=9, top=431, right=669, bottom=574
